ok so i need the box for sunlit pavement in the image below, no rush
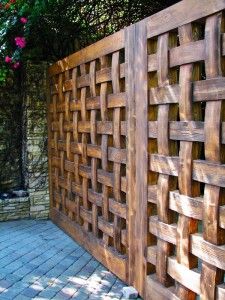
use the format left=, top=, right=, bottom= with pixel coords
left=0, top=220, right=129, bottom=299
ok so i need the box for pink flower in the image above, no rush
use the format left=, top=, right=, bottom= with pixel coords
left=15, top=37, right=26, bottom=48
left=20, top=17, right=27, bottom=24
left=5, top=56, right=12, bottom=63
left=13, top=62, right=20, bottom=69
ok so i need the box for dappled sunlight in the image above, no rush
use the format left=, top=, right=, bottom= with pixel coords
left=0, top=220, right=127, bottom=299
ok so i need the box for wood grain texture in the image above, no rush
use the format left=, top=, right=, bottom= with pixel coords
left=125, top=24, right=136, bottom=287
left=146, top=0, right=225, bottom=38
left=134, top=20, right=148, bottom=298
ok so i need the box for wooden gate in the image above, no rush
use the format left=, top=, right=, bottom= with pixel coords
left=48, top=1, right=225, bottom=299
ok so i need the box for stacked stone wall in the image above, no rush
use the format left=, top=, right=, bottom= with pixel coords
left=0, top=62, right=49, bottom=221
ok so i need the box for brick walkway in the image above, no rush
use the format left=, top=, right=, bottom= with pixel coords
left=0, top=220, right=131, bottom=300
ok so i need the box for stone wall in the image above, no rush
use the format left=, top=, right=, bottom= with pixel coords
left=0, top=62, right=50, bottom=221
left=24, top=62, right=49, bottom=219
left=0, top=197, right=29, bottom=221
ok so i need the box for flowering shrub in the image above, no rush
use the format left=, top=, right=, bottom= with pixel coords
left=0, top=0, right=179, bottom=85
left=0, top=0, right=29, bottom=83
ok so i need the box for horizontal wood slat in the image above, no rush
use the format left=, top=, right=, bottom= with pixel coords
left=149, top=77, right=225, bottom=105
left=146, top=0, right=225, bottom=38
left=49, top=30, right=125, bottom=75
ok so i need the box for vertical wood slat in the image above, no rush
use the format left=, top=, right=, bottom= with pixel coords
left=112, top=51, right=123, bottom=253
left=125, top=24, right=136, bottom=287
left=175, top=23, right=198, bottom=300
left=72, top=67, right=81, bottom=224
left=201, top=13, right=224, bottom=300
left=134, top=20, right=148, bottom=298
left=156, top=33, right=174, bottom=288
left=100, top=56, right=110, bottom=246
left=100, top=56, right=109, bottom=246
left=80, top=64, right=89, bottom=232
left=89, top=60, right=98, bottom=236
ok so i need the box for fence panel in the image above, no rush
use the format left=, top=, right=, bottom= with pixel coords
left=145, top=1, right=225, bottom=299
left=47, top=29, right=135, bottom=283
left=48, top=1, right=225, bottom=299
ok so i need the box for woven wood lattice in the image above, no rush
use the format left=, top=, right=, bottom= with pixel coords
left=48, top=31, right=128, bottom=280
left=48, top=1, right=225, bottom=299
left=147, top=9, right=225, bottom=300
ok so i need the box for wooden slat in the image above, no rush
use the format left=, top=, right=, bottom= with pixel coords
left=146, top=275, right=179, bottom=300
left=109, top=198, right=127, bottom=219
left=149, top=216, right=177, bottom=245
left=146, top=0, right=225, bottom=38
left=170, top=40, right=205, bottom=67
left=146, top=245, right=157, bottom=265
left=125, top=24, right=137, bottom=288
left=149, top=121, right=205, bottom=142
left=194, top=77, right=225, bottom=102
left=191, top=233, right=225, bottom=271
left=217, top=284, right=225, bottom=300
left=49, top=29, right=125, bottom=75
left=149, top=84, right=180, bottom=105
left=149, top=77, right=225, bottom=105
left=169, top=121, right=204, bottom=142
left=193, top=160, right=225, bottom=187
left=167, top=257, right=201, bottom=295
left=150, top=154, right=179, bottom=176
left=169, top=191, right=203, bottom=220
left=134, top=20, right=148, bottom=297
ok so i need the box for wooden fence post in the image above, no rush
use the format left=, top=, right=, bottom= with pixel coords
left=133, top=20, right=148, bottom=298
left=125, top=24, right=136, bottom=286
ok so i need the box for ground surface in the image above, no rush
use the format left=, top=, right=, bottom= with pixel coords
left=0, top=219, right=133, bottom=300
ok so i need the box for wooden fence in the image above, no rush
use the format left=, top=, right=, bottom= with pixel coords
left=47, top=0, right=225, bottom=299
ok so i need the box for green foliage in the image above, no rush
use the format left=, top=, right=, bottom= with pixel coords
left=0, top=0, right=179, bottom=84
left=0, top=66, right=8, bottom=83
